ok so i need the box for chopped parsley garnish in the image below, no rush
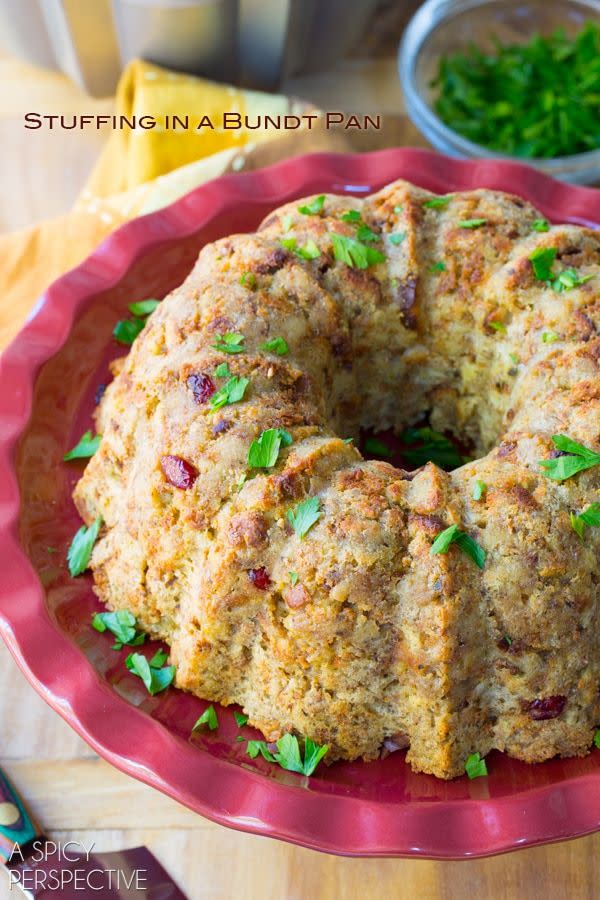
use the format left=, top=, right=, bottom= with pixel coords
left=215, top=362, right=231, bottom=377
left=472, top=480, right=487, bottom=501
left=234, top=711, right=248, bottom=727
left=126, top=651, right=175, bottom=695
left=67, top=516, right=102, bottom=576
left=340, top=210, right=380, bottom=243
left=289, top=572, right=299, bottom=586
left=247, top=740, right=276, bottom=762
left=296, top=239, right=321, bottom=260
left=539, top=434, right=600, bottom=481
left=529, top=246, right=557, bottom=281
left=113, top=317, right=145, bottom=345
left=430, top=524, right=486, bottom=568
left=529, top=248, right=593, bottom=292
left=465, top=752, right=488, bottom=779
left=285, top=735, right=329, bottom=776
left=388, top=231, right=406, bottom=245
left=287, top=496, right=321, bottom=539
left=503, top=634, right=513, bottom=647
left=92, top=609, right=145, bottom=649
left=129, top=299, right=160, bottom=317
left=261, top=336, right=289, bottom=355
left=429, top=261, right=446, bottom=272
left=458, top=218, right=487, bottom=229
left=509, top=352, right=520, bottom=365
left=423, top=195, right=453, bottom=209
left=64, top=430, right=101, bottom=461
left=570, top=503, right=600, bottom=539
left=248, top=428, right=292, bottom=469
left=192, top=704, right=219, bottom=732
left=356, top=223, right=379, bottom=243
left=595, top=730, right=600, bottom=749
left=281, top=236, right=320, bottom=260
left=209, top=375, right=249, bottom=411
left=489, top=321, right=507, bottom=333
left=149, top=648, right=168, bottom=668
left=114, top=299, right=160, bottom=345
left=552, top=268, right=593, bottom=292
left=431, top=23, right=600, bottom=159
left=212, top=332, right=245, bottom=354
left=542, top=331, right=559, bottom=343
left=239, top=271, right=257, bottom=289
left=532, top=219, right=550, bottom=232
left=393, top=205, right=403, bottom=214
left=400, top=426, right=463, bottom=470
left=363, top=436, right=393, bottom=458
left=298, top=194, right=325, bottom=216
left=329, top=233, right=385, bottom=269
left=247, top=734, right=328, bottom=776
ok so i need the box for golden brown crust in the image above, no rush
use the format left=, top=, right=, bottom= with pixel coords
left=74, top=180, right=600, bottom=778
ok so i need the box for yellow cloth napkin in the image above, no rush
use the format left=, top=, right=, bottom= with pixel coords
left=86, top=59, right=317, bottom=197
left=0, top=59, right=348, bottom=350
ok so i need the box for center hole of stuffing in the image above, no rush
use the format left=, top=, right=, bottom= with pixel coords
left=359, top=419, right=473, bottom=473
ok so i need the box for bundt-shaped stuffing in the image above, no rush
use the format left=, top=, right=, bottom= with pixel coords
left=74, top=180, right=600, bottom=778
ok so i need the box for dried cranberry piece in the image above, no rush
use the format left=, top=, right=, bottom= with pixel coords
left=187, top=372, right=216, bottom=404
left=248, top=567, right=271, bottom=590
left=498, top=636, right=513, bottom=652
left=526, top=696, right=566, bottom=720
left=160, top=455, right=198, bottom=489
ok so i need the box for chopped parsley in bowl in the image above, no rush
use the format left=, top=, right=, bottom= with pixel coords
left=432, top=23, right=600, bottom=160
left=399, top=0, right=600, bottom=184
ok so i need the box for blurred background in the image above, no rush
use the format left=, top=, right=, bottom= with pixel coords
left=0, top=0, right=426, bottom=237
left=0, top=0, right=420, bottom=94
left=0, top=0, right=598, bottom=244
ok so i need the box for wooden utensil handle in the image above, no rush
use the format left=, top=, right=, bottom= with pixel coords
left=0, top=766, right=42, bottom=864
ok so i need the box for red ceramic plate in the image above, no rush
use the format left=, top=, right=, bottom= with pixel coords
left=2, top=149, right=600, bottom=859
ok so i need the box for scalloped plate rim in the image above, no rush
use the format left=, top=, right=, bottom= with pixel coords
left=2, top=148, right=600, bottom=859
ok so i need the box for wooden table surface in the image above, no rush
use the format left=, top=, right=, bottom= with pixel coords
left=1, top=54, right=598, bottom=900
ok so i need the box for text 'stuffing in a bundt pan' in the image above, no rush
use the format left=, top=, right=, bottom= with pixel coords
left=73, top=180, right=600, bottom=779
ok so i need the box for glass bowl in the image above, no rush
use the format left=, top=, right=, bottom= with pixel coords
left=399, top=0, right=600, bottom=184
